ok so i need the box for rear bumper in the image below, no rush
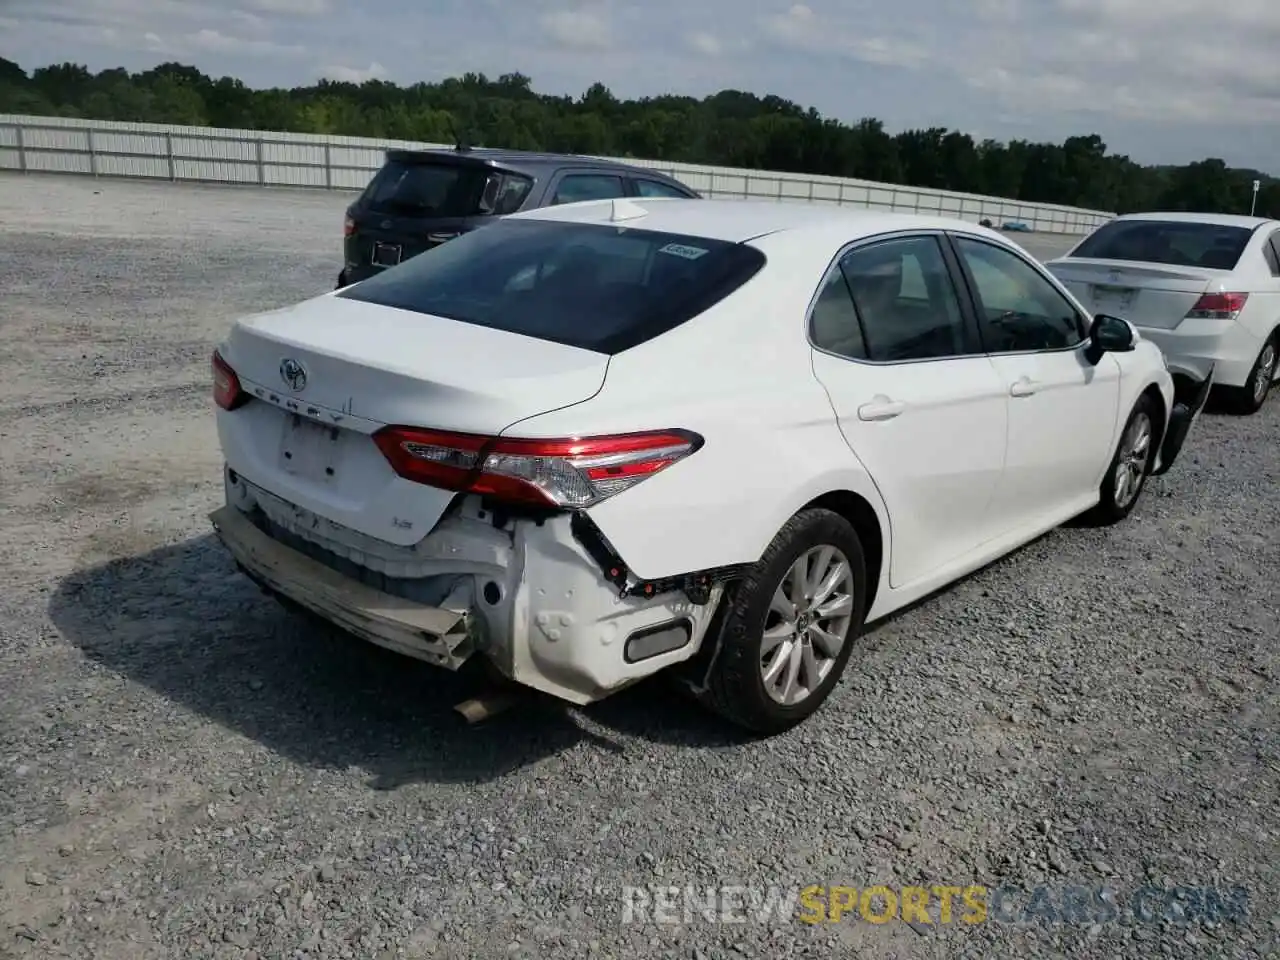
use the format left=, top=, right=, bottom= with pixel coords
left=210, top=505, right=477, bottom=667
left=1152, top=363, right=1214, bottom=477
left=1136, top=320, right=1260, bottom=389
left=210, top=471, right=725, bottom=705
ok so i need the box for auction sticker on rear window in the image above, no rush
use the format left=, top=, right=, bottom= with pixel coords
left=658, top=243, right=709, bottom=260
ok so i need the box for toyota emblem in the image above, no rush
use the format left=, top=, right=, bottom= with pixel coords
left=279, top=357, right=307, bottom=392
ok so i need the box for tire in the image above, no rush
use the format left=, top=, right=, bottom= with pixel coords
left=1083, top=393, right=1159, bottom=526
left=336, top=270, right=349, bottom=290
left=696, top=508, right=868, bottom=736
left=1222, top=333, right=1277, bottom=415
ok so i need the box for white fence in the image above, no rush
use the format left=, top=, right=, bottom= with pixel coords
left=0, top=114, right=1115, bottom=234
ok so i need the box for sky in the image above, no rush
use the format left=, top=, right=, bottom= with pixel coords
left=2, top=0, right=1279, bottom=173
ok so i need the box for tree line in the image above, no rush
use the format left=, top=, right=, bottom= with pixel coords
left=1, top=57, right=1276, bottom=217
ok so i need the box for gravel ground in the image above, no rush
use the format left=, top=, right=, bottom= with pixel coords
left=1, top=173, right=1278, bottom=960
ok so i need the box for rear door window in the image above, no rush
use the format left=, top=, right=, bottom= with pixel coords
left=488, top=173, right=535, bottom=215
left=634, top=178, right=694, bottom=199
left=337, top=219, right=766, bottom=354
left=551, top=174, right=626, bottom=205
left=837, top=235, right=974, bottom=362
left=1069, top=220, right=1253, bottom=270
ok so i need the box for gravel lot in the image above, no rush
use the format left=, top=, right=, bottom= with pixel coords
left=1, top=173, right=1277, bottom=960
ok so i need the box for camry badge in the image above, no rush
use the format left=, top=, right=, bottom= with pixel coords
left=279, top=357, right=307, bottom=392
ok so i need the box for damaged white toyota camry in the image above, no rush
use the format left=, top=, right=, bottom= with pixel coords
left=209, top=197, right=1213, bottom=735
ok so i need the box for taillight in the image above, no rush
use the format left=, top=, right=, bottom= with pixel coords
left=1186, top=292, right=1248, bottom=320
left=212, top=349, right=247, bottom=411
left=372, top=427, right=703, bottom=508
left=343, top=215, right=356, bottom=237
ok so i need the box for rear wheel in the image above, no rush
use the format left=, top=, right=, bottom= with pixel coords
left=697, top=508, right=867, bottom=735
left=1083, top=393, right=1158, bottom=526
left=1223, top=334, right=1277, bottom=415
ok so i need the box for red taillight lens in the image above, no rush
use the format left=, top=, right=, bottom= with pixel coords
left=1187, top=292, right=1248, bottom=319
left=372, top=427, right=703, bottom=508
left=343, top=215, right=356, bottom=237
left=212, top=349, right=247, bottom=411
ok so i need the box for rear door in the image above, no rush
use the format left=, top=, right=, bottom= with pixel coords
left=808, top=231, right=1010, bottom=589
left=950, top=233, right=1120, bottom=529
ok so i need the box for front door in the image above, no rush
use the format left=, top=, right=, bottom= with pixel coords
left=948, top=233, right=1121, bottom=531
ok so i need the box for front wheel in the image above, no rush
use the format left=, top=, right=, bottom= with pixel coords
left=697, top=508, right=868, bottom=736
left=1083, top=394, right=1159, bottom=526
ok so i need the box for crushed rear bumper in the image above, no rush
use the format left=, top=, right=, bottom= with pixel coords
left=210, top=505, right=478, bottom=667
left=209, top=470, right=727, bottom=705
left=1152, top=362, right=1214, bottom=477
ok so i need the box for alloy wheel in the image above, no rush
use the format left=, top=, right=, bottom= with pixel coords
left=759, top=545, right=856, bottom=706
left=1113, top=411, right=1151, bottom=509
left=1254, top=342, right=1276, bottom=404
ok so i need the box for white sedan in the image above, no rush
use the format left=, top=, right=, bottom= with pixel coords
left=1046, top=212, right=1280, bottom=414
left=208, top=198, right=1213, bottom=735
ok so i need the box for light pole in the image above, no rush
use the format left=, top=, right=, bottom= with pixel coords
left=1251, top=179, right=1260, bottom=216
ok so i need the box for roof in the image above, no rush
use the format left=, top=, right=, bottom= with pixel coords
left=1110, top=211, right=1276, bottom=229
left=507, top=196, right=1003, bottom=244
left=384, top=146, right=670, bottom=177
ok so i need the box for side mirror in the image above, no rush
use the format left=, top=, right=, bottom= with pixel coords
left=1084, top=313, right=1135, bottom=365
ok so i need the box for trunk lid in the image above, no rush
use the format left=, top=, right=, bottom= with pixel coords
left=226, top=294, right=608, bottom=430
left=1046, top=257, right=1232, bottom=330
left=217, top=295, right=608, bottom=545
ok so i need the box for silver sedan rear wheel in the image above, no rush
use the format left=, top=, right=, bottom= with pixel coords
left=760, top=546, right=856, bottom=706
left=696, top=507, right=868, bottom=735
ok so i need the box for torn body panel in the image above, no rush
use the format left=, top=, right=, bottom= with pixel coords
left=214, top=465, right=727, bottom=705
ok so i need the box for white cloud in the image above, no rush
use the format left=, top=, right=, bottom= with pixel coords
left=321, top=62, right=388, bottom=84
left=140, top=27, right=304, bottom=58
left=760, top=4, right=928, bottom=69
left=239, top=0, right=329, bottom=13
left=540, top=7, right=614, bottom=51
left=687, top=32, right=722, bottom=56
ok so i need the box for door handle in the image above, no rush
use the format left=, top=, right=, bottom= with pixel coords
left=857, top=396, right=905, bottom=421
left=1009, top=377, right=1038, bottom=397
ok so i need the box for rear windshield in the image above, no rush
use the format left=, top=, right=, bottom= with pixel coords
left=337, top=219, right=766, bottom=354
left=361, top=159, right=532, bottom=218
left=1070, top=220, right=1253, bottom=270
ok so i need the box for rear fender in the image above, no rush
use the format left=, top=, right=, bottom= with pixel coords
left=582, top=425, right=892, bottom=584
left=515, top=397, right=891, bottom=584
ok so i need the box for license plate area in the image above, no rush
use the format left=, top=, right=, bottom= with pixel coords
left=279, top=415, right=348, bottom=483
left=372, top=241, right=402, bottom=268
left=1091, top=283, right=1136, bottom=311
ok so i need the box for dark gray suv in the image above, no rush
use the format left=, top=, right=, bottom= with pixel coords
left=337, top=147, right=701, bottom=287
